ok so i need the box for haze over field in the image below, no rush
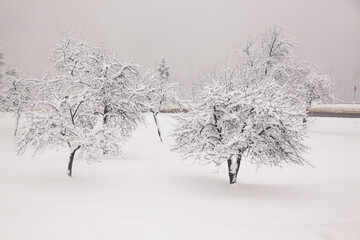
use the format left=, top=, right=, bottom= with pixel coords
left=0, top=0, right=359, bottom=101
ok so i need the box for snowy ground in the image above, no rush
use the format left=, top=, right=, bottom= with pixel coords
left=0, top=114, right=359, bottom=240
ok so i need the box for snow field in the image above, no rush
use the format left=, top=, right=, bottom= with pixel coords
left=0, top=114, right=359, bottom=240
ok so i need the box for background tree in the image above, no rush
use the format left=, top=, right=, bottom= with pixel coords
left=0, top=49, right=4, bottom=67
left=0, top=51, right=41, bottom=136
left=0, top=69, right=26, bottom=135
left=0, top=49, right=6, bottom=111
left=297, top=63, right=334, bottom=122
left=142, top=57, right=179, bottom=142
left=0, top=49, right=7, bottom=108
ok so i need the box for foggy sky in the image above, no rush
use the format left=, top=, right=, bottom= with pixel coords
left=0, top=0, right=359, bottom=101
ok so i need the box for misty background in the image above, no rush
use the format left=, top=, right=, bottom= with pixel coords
left=0, top=0, right=359, bottom=101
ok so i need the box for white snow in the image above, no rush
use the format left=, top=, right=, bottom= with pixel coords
left=0, top=114, right=359, bottom=240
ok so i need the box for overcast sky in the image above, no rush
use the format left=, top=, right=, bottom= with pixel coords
left=0, top=0, right=359, bottom=101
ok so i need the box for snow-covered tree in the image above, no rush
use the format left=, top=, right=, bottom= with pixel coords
left=142, top=57, right=179, bottom=142
left=172, top=72, right=308, bottom=184
left=0, top=49, right=6, bottom=111
left=157, top=57, right=170, bottom=82
left=53, top=32, right=146, bottom=153
left=238, top=26, right=334, bottom=121
left=0, top=49, right=4, bottom=67
left=172, top=27, right=324, bottom=184
left=184, top=73, right=209, bottom=101
left=0, top=68, right=27, bottom=135
left=0, top=52, right=41, bottom=136
left=17, top=31, right=145, bottom=176
left=172, top=27, right=334, bottom=184
left=17, top=75, right=103, bottom=176
left=296, top=62, right=334, bottom=121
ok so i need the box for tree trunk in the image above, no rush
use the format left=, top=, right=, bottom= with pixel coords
left=103, top=105, right=109, bottom=124
left=303, top=99, right=313, bottom=123
left=227, top=154, right=242, bottom=184
left=303, top=106, right=310, bottom=123
left=14, top=112, right=20, bottom=136
left=67, top=146, right=81, bottom=177
left=303, top=117, right=307, bottom=123
left=152, top=112, right=163, bottom=142
left=102, top=105, right=110, bottom=154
